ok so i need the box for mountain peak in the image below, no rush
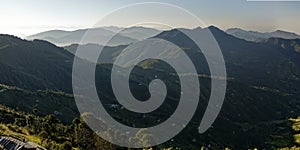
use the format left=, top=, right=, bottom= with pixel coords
left=274, top=29, right=288, bottom=33
left=208, top=25, right=222, bottom=31
left=207, top=26, right=228, bottom=36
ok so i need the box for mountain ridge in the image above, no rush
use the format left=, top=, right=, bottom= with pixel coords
left=27, top=26, right=161, bottom=47
left=226, top=27, right=300, bottom=42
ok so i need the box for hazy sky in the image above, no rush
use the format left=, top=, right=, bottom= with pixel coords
left=0, top=0, right=300, bottom=37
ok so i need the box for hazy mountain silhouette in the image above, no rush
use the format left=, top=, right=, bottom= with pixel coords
left=226, top=28, right=300, bottom=42
left=27, top=26, right=161, bottom=46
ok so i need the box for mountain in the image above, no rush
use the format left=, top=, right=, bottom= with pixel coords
left=0, top=34, right=74, bottom=93
left=154, top=26, right=300, bottom=94
left=148, top=26, right=300, bottom=147
left=27, top=26, right=161, bottom=46
left=27, top=28, right=137, bottom=46
left=226, top=28, right=300, bottom=42
left=1, top=26, right=300, bottom=148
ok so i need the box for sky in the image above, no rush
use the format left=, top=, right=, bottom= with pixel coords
left=0, top=0, right=300, bottom=37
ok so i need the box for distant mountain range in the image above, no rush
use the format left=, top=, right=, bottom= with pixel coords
left=226, top=28, right=300, bottom=42
left=27, top=26, right=161, bottom=46
left=1, top=25, right=300, bottom=148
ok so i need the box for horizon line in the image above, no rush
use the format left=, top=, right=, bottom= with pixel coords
left=1, top=24, right=300, bottom=38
